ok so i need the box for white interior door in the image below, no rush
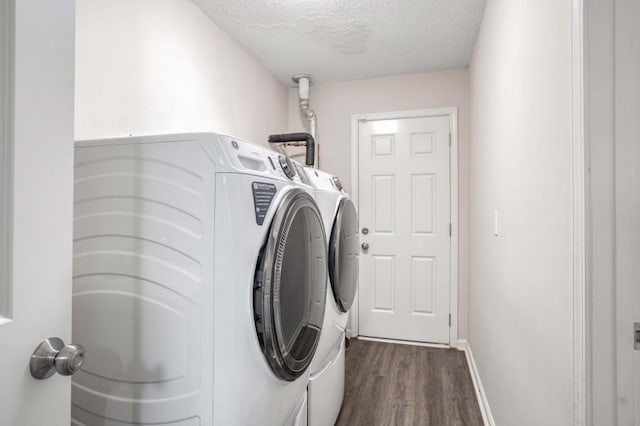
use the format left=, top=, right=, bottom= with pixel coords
left=0, top=1, right=75, bottom=425
left=615, top=0, right=640, bottom=422
left=357, top=114, right=452, bottom=344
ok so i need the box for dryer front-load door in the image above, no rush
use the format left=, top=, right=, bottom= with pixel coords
left=254, top=188, right=327, bottom=382
left=329, top=198, right=359, bottom=313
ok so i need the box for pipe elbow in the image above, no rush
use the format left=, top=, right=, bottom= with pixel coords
left=300, top=105, right=316, bottom=120
left=267, top=132, right=315, bottom=167
left=301, top=107, right=317, bottom=137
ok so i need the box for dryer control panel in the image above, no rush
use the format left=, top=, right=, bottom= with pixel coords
left=219, top=135, right=300, bottom=182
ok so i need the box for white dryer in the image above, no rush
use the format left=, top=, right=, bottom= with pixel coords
left=300, top=167, right=359, bottom=426
left=72, top=133, right=327, bottom=425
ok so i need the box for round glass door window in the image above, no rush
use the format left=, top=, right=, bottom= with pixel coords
left=254, top=188, right=327, bottom=381
left=329, top=198, right=359, bottom=313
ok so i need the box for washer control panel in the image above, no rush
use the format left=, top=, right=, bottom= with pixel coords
left=278, top=156, right=296, bottom=179
left=303, top=166, right=345, bottom=193
left=331, top=176, right=343, bottom=191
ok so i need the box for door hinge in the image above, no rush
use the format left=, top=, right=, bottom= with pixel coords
left=448, top=133, right=452, bottom=146
left=449, top=314, right=452, bottom=327
left=449, top=223, right=452, bottom=237
left=635, top=323, right=640, bottom=350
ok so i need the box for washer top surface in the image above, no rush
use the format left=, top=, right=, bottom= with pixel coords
left=76, top=132, right=310, bottom=185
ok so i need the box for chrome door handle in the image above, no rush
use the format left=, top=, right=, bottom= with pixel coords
left=361, top=242, right=369, bottom=251
left=30, top=337, right=85, bottom=380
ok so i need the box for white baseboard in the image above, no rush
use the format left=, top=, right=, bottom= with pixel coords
left=457, top=339, right=495, bottom=426
left=358, top=335, right=449, bottom=349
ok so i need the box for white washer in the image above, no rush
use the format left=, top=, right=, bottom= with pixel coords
left=72, top=133, right=327, bottom=425
left=296, top=166, right=359, bottom=426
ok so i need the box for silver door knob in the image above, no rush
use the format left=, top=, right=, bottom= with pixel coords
left=30, top=337, right=85, bottom=380
left=361, top=242, right=369, bottom=250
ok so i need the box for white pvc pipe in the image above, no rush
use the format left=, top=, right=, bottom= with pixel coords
left=298, top=76, right=310, bottom=100
left=295, top=75, right=318, bottom=167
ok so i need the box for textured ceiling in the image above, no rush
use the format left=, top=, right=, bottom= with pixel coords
left=192, top=0, right=486, bottom=85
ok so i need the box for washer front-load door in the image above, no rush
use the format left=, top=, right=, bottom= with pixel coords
left=329, top=198, right=359, bottom=313
left=254, top=188, right=327, bottom=382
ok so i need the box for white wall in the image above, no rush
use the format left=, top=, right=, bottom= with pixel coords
left=75, top=0, right=288, bottom=145
left=287, top=69, right=471, bottom=339
left=468, top=0, right=574, bottom=425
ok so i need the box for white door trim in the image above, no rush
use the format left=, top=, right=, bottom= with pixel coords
left=612, top=0, right=639, bottom=422
left=0, top=0, right=13, bottom=323
left=571, top=0, right=588, bottom=424
left=349, top=107, right=459, bottom=346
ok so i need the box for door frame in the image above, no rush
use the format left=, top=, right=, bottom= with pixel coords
left=572, top=0, right=587, bottom=424
left=348, top=107, right=459, bottom=347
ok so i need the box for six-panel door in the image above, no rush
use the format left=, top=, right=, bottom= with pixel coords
left=0, top=1, right=75, bottom=424
left=358, top=115, right=451, bottom=344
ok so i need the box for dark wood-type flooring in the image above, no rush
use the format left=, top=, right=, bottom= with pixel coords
left=335, top=339, right=483, bottom=426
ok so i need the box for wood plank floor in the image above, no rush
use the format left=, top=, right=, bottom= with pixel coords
left=335, top=339, right=483, bottom=426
